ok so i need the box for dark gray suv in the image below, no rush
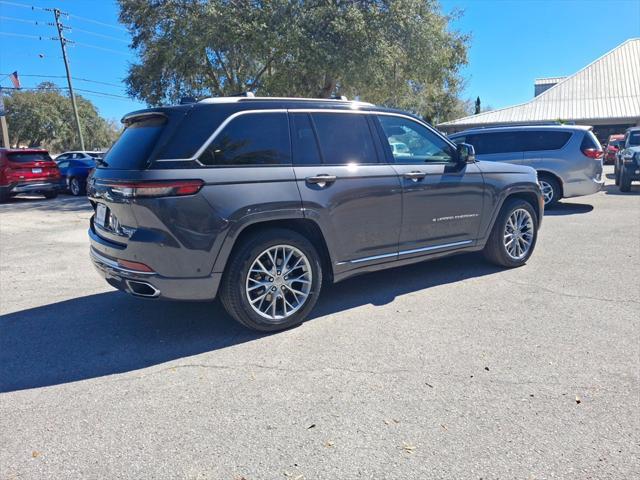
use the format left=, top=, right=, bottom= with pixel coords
left=88, top=96, right=543, bottom=331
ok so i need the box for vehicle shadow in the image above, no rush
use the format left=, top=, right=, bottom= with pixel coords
left=602, top=183, right=640, bottom=195
left=0, top=194, right=92, bottom=213
left=544, top=202, right=594, bottom=216
left=0, top=252, right=500, bottom=393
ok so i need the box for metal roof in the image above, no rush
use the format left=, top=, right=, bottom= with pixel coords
left=534, top=76, right=567, bottom=85
left=439, top=38, right=640, bottom=129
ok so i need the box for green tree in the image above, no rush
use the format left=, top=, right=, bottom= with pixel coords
left=118, top=0, right=469, bottom=122
left=3, top=83, right=120, bottom=151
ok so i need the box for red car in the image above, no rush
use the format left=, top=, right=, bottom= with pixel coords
left=0, top=148, right=61, bottom=202
left=604, top=134, right=625, bottom=164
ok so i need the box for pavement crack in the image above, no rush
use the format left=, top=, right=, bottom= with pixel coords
left=509, top=280, right=640, bottom=305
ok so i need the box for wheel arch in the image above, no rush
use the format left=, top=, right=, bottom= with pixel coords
left=215, top=217, right=334, bottom=283
left=536, top=170, right=564, bottom=198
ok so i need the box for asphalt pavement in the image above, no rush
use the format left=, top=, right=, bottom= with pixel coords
left=1, top=166, right=638, bottom=479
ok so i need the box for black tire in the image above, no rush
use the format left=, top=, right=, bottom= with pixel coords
left=538, top=174, right=561, bottom=207
left=219, top=228, right=322, bottom=332
left=619, top=168, right=632, bottom=192
left=69, top=177, right=85, bottom=196
left=483, top=198, right=539, bottom=268
left=43, top=191, right=58, bottom=199
left=614, top=162, right=620, bottom=186
left=0, top=190, right=9, bottom=203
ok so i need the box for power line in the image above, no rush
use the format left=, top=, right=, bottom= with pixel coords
left=70, top=41, right=129, bottom=56
left=67, top=13, right=126, bottom=32
left=67, top=26, right=128, bottom=44
left=0, top=31, right=43, bottom=40
left=2, top=85, right=133, bottom=101
left=0, top=0, right=45, bottom=11
left=0, top=72, right=125, bottom=89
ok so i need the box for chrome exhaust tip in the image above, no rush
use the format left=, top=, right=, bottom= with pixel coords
left=126, top=280, right=160, bottom=298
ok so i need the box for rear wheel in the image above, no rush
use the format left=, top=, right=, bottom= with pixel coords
left=538, top=174, right=561, bottom=207
left=619, top=168, right=632, bottom=192
left=43, top=191, right=58, bottom=199
left=69, top=177, right=85, bottom=196
left=483, top=198, right=538, bottom=268
left=614, top=162, right=620, bottom=185
left=220, top=228, right=322, bottom=332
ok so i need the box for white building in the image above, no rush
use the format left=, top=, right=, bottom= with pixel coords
left=439, top=38, right=640, bottom=141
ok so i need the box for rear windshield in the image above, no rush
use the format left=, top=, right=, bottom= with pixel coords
left=580, top=130, right=601, bottom=150
left=86, top=152, right=103, bottom=158
left=7, top=152, right=52, bottom=162
left=101, top=116, right=166, bottom=169
left=629, top=131, right=640, bottom=146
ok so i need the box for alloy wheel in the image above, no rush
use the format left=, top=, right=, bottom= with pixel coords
left=503, top=208, right=534, bottom=260
left=70, top=178, right=80, bottom=196
left=538, top=180, right=554, bottom=205
left=245, top=245, right=312, bottom=322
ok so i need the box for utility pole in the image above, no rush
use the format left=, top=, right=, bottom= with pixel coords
left=0, top=88, right=9, bottom=148
left=52, top=8, right=85, bottom=150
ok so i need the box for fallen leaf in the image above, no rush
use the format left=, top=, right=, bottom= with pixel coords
left=402, top=442, right=416, bottom=453
left=31, top=451, right=40, bottom=458
left=325, top=440, right=334, bottom=447
left=484, top=367, right=490, bottom=371
left=441, top=424, right=447, bottom=430
left=575, top=396, right=582, bottom=404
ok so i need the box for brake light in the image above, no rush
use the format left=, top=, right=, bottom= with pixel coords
left=105, top=180, right=204, bottom=198
left=117, top=259, right=154, bottom=272
left=582, top=148, right=603, bottom=159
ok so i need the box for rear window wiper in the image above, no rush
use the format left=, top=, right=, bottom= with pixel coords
left=94, top=158, right=109, bottom=167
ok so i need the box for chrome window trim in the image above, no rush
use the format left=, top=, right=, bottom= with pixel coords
left=154, top=109, right=288, bottom=164
left=337, top=239, right=473, bottom=265
left=152, top=108, right=453, bottom=164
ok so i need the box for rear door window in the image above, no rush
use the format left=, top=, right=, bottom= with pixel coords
left=580, top=130, right=602, bottom=150
left=102, top=116, right=166, bottom=169
left=464, top=132, right=521, bottom=155
left=628, top=131, right=640, bottom=146
left=199, top=112, right=290, bottom=166
left=290, top=113, right=322, bottom=165
left=310, top=113, right=378, bottom=165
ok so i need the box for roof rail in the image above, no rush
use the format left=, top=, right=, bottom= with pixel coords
left=198, top=95, right=373, bottom=106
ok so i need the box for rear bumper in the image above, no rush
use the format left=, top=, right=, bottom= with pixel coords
left=562, top=176, right=604, bottom=198
left=89, top=229, right=221, bottom=301
left=2, top=180, right=59, bottom=194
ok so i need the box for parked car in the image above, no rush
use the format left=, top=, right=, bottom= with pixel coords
left=55, top=151, right=101, bottom=195
left=0, top=148, right=60, bottom=202
left=614, top=127, right=640, bottom=192
left=604, top=134, right=625, bottom=164
left=87, top=96, right=543, bottom=332
left=449, top=125, right=603, bottom=207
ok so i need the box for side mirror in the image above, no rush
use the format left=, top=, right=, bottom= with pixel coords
left=457, top=142, right=476, bottom=163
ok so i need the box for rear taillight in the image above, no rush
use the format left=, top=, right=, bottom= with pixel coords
left=105, top=179, right=204, bottom=198
left=582, top=148, right=603, bottom=159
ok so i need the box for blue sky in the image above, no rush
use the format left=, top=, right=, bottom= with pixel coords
left=1, top=0, right=639, bottom=122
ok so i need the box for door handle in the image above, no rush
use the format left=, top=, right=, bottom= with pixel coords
left=306, top=174, right=337, bottom=187
left=403, top=171, right=426, bottom=182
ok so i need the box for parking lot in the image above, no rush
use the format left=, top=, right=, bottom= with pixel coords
left=0, top=166, right=638, bottom=479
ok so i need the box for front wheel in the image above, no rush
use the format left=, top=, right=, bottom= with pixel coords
left=220, top=228, right=322, bottom=332
left=483, top=198, right=538, bottom=268
left=619, top=168, right=632, bottom=192
left=614, top=162, right=620, bottom=185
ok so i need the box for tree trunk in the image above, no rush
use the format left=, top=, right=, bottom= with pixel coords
left=317, top=75, right=336, bottom=98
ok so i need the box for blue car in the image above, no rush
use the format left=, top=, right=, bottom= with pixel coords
left=55, top=151, right=102, bottom=196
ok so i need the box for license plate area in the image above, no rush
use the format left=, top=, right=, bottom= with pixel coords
left=95, top=203, right=109, bottom=228
left=32, top=168, right=42, bottom=174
